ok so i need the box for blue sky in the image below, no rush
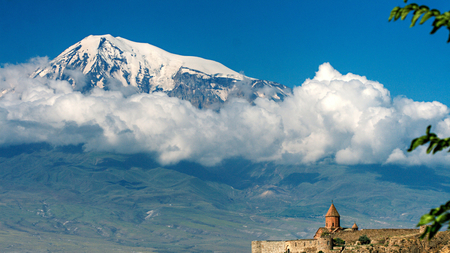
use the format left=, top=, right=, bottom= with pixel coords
left=1, top=0, right=450, bottom=105
left=1, top=0, right=450, bottom=167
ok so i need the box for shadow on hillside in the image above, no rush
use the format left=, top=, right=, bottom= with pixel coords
left=349, top=164, right=450, bottom=192
left=0, top=143, right=321, bottom=190
left=0, top=143, right=52, bottom=158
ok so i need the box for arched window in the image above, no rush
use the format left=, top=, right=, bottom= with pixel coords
left=332, top=223, right=334, bottom=227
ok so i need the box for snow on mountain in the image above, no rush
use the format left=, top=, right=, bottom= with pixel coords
left=32, top=35, right=291, bottom=108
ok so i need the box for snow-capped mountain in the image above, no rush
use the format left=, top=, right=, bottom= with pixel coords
left=32, top=35, right=291, bottom=108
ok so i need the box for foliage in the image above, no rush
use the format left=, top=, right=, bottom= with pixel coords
left=321, top=231, right=330, bottom=238
left=390, top=0, right=450, bottom=240
left=318, top=251, right=324, bottom=253
left=358, top=235, right=371, bottom=245
left=389, top=0, right=450, bottom=42
left=417, top=200, right=450, bottom=239
left=333, top=237, right=345, bottom=246
left=407, top=125, right=450, bottom=239
left=408, top=125, right=450, bottom=154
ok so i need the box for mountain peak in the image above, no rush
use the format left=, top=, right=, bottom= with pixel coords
left=32, top=35, right=291, bottom=108
left=33, top=35, right=242, bottom=91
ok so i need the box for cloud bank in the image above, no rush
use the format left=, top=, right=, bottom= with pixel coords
left=1, top=58, right=449, bottom=166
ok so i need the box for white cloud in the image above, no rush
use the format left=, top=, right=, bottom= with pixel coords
left=0, top=59, right=449, bottom=167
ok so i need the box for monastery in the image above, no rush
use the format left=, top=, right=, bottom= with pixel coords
left=251, top=203, right=421, bottom=253
left=252, top=203, right=348, bottom=253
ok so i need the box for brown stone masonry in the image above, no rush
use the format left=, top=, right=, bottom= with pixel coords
left=250, top=203, right=448, bottom=253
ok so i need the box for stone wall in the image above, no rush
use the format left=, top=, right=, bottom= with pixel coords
left=339, top=231, right=450, bottom=253
left=252, top=238, right=332, bottom=253
left=251, top=229, right=449, bottom=253
left=317, top=237, right=333, bottom=252
left=331, top=229, right=419, bottom=244
left=251, top=240, right=285, bottom=253
left=286, top=239, right=318, bottom=253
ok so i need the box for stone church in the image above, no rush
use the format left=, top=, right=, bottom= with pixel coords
left=313, top=202, right=358, bottom=239
left=251, top=203, right=358, bottom=253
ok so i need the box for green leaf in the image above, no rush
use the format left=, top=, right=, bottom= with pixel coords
left=435, top=213, right=450, bottom=224
left=426, top=125, right=432, bottom=135
left=419, top=5, right=429, bottom=12
left=395, top=9, right=403, bottom=21
left=426, top=142, right=436, bottom=154
left=430, top=23, right=442, bottom=34
left=418, top=214, right=435, bottom=225
left=420, top=10, right=436, bottom=25
left=447, top=27, right=450, bottom=43
left=432, top=9, right=441, bottom=16
left=428, top=223, right=442, bottom=239
left=432, top=139, right=450, bottom=154
left=401, top=9, right=413, bottom=20
left=432, top=140, right=444, bottom=154
left=408, top=136, right=429, bottom=152
left=411, top=9, right=427, bottom=27
left=431, top=207, right=444, bottom=216
left=389, top=7, right=401, bottom=21
left=419, top=226, right=430, bottom=239
left=401, top=4, right=419, bottom=20
left=435, top=18, right=448, bottom=28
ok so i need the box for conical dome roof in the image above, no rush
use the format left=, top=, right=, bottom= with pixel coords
left=352, top=223, right=358, bottom=229
left=325, top=203, right=340, bottom=217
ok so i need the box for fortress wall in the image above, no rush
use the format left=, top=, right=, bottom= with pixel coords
left=286, top=239, right=318, bottom=253
left=251, top=240, right=284, bottom=253
left=317, top=237, right=333, bottom=252
left=252, top=229, right=420, bottom=253
left=252, top=238, right=332, bottom=253
left=332, top=229, right=420, bottom=243
left=251, top=241, right=262, bottom=253
left=251, top=204, right=427, bottom=253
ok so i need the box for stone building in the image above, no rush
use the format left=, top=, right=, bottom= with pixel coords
left=251, top=203, right=355, bottom=253
left=251, top=203, right=430, bottom=253
left=313, top=202, right=346, bottom=239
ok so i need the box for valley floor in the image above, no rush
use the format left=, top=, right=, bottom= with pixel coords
left=0, top=225, right=155, bottom=253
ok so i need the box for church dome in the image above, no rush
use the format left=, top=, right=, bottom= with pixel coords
left=325, top=203, right=340, bottom=217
